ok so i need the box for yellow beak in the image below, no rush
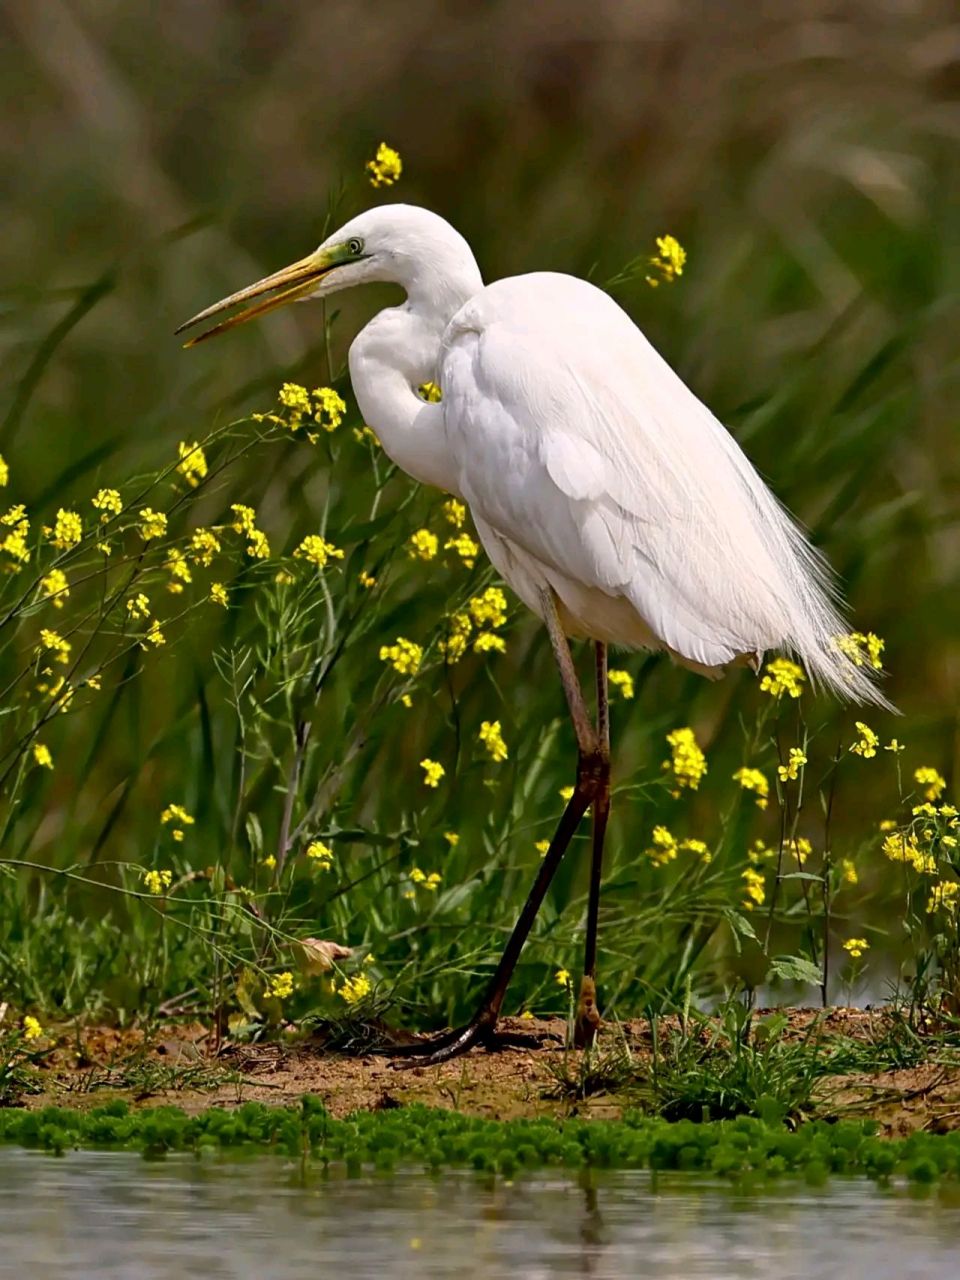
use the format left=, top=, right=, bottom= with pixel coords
left=176, top=248, right=337, bottom=347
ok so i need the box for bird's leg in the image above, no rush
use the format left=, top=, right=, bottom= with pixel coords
left=575, top=641, right=611, bottom=1049
left=386, top=590, right=602, bottom=1068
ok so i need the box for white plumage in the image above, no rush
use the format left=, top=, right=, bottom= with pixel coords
left=181, top=203, right=888, bottom=706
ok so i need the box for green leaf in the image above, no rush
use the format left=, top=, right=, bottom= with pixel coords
left=768, top=954, right=823, bottom=986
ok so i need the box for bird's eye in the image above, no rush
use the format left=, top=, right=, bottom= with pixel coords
left=348, top=238, right=363, bottom=256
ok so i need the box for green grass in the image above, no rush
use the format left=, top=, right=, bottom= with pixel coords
left=2, top=1098, right=959, bottom=1186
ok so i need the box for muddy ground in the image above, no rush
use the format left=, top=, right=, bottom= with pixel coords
left=17, top=1008, right=960, bottom=1137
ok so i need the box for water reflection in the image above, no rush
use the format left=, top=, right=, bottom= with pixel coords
left=1, top=1149, right=959, bottom=1279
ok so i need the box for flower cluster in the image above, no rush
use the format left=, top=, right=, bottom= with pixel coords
left=732, top=766, right=769, bottom=809
left=850, top=722, right=879, bottom=759
left=644, top=825, right=711, bottom=866
left=479, top=720, right=508, bottom=762
left=293, top=534, right=344, bottom=570
left=380, top=636, right=423, bottom=676
left=646, top=234, right=686, bottom=287
left=161, top=803, right=194, bottom=842
left=339, top=972, right=372, bottom=1004
left=663, top=726, right=707, bottom=794
left=778, top=747, right=807, bottom=783
left=420, top=758, right=445, bottom=788
left=835, top=631, right=884, bottom=670
left=143, top=868, right=173, bottom=895
left=366, top=141, right=402, bottom=188
left=306, top=840, right=334, bottom=870
left=177, top=441, right=208, bottom=489
left=608, top=669, right=635, bottom=700
left=265, top=971, right=295, bottom=1001
left=760, top=657, right=806, bottom=699
left=230, top=504, right=270, bottom=559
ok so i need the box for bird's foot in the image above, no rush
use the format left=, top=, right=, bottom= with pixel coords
left=379, top=1016, right=559, bottom=1068
left=573, top=975, right=602, bottom=1050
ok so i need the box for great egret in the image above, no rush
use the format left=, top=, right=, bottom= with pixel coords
left=178, top=204, right=888, bottom=1064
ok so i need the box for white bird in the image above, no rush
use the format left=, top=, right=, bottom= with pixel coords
left=178, top=203, right=888, bottom=1063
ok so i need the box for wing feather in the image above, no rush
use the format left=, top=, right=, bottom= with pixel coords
left=441, top=273, right=889, bottom=705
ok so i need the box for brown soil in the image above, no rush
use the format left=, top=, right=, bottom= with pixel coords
left=18, top=1008, right=960, bottom=1135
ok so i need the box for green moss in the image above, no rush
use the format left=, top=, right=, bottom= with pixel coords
left=2, top=1097, right=960, bottom=1185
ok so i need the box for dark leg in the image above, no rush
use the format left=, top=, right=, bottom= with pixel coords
left=385, top=590, right=604, bottom=1068
left=575, top=641, right=611, bottom=1049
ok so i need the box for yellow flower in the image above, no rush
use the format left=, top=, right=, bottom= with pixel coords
left=419, top=381, right=443, bottom=403
left=246, top=529, right=270, bottom=560
left=663, top=726, right=707, bottom=793
left=759, top=657, right=806, bottom=700
left=438, top=614, right=472, bottom=666
left=885, top=738, right=905, bottom=754
left=608, top=669, right=635, bottom=700
left=40, top=568, right=69, bottom=608
left=442, top=498, right=465, bottom=527
left=778, top=747, right=807, bottom=783
left=645, top=825, right=679, bottom=866
left=881, top=830, right=936, bottom=874
left=294, top=534, right=344, bottom=569
left=850, top=722, right=879, bottom=759
left=262, top=854, right=277, bottom=871
left=788, top=836, right=812, bottom=865
left=38, top=628, right=71, bottom=664
left=645, top=233, right=686, bottom=287
left=359, top=570, right=377, bottom=589
left=353, top=425, right=379, bottom=447
left=86, top=674, right=101, bottom=691
left=265, top=971, right=295, bottom=1001
left=165, top=548, right=192, bottom=593
left=444, top=832, right=460, bottom=847
left=46, top=508, right=83, bottom=550
left=410, top=867, right=426, bottom=884
left=555, top=968, right=571, bottom=987
left=680, top=837, right=712, bottom=863
left=408, top=528, right=439, bottom=560
left=835, top=631, right=884, bottom=671
left=189, top=528, right=221, bottom=566
left=0, top=455, right=8, bottom=487
left=143, top=868, right=173, bottom=895
left=843, top=937, right=869, bottom=960
left=840, top=858, right=858, bottom=885
left=161, top=803, right=194, bottom=842
left=424, top=872, right=441, bottom=891
left=380, top=637, right=423, bottom=676
left=126, top=593, right=150, bottom=620
left=444, top=533, right=480, bottom=568
left=177, top=441, right=208, bottom=488
left=22, top=1015, right=42, bottom=1041
left=742, top=867, right=765, bottom=909
left=143, top=619, right=166, bottom=649
left=1, top=504, right=31, bottom=569
left=210, top=582, right=229, bottom=607
left=926, top=881, right=959, bottom=917
left=401, top=693, right=413, bottom=708
left=748, top=840, right=774, bottom=864
left=468, top=587, right=507, bottom=629
left=733, top=766, right=769, bottom=809
left=366, top=141, right=402, bottom=188
left=279, top=382, right=311, bottom=423
left=339, top=972, right=372, bottom=1005
left=306, top=840, right=334, bottom=869
left=535, top=839, right=550, bottom=857
left=559, top=785, right=575, bottom=802
left=92, top=488, right=122, bottom=519
left=138, top=508, right=167, bottom=541
left=420, top=758, right=445, bottom=788
left=473, top=632, right=505, bottom=654
left=915, top=766, right=946, bottom=802
left=479, top=720, right=508, bottom=762
left=312, top=386, right=347, bottom=432
left=32, top=743, right=53, bottom=770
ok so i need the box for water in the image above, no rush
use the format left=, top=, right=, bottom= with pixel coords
left=2, top=1149, right=959, bottom=1279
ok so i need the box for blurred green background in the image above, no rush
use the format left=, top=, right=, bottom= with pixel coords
left=1, top=0, right=959, bottom=1018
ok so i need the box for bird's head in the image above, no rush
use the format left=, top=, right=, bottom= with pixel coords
left=176, top=204, right=480, bottom=346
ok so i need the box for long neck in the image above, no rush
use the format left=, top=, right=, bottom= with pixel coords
left=348, top=253, right=482, bottom=496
